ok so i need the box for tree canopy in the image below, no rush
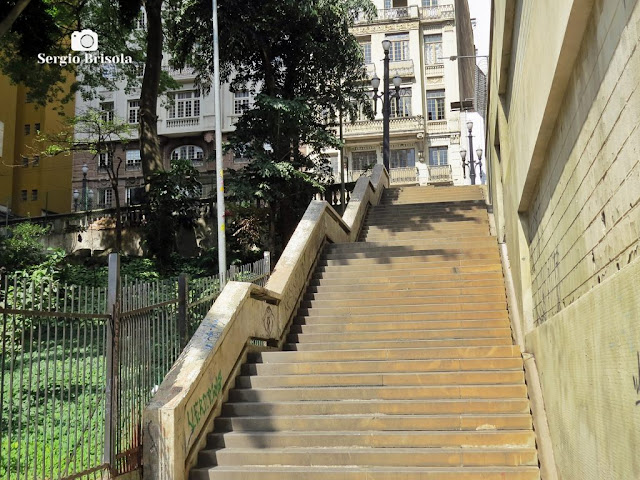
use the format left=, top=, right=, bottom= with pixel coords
left=166, top=0, right=376, bottom=253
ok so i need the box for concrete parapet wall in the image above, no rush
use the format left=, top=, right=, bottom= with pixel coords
left=142, top=166, right=389, bottom=480
left=525, top=254, right=640, bottom=479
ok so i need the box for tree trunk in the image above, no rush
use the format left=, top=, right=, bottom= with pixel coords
left=140, top=0, right=164, bottom=187
left=0, top=0, right=31, bottom=38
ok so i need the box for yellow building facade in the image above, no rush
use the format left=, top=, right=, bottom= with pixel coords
left=0, top=74, right=75, bottom=218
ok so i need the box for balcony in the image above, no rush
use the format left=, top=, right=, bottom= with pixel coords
left=348, top=167, right=417, bottom=185
left=355, top=6, right=419, bottom=25
left=344, top=116, right=423, bottom=136
left=424, top=64, right=445, bottom=77
left=420, top=5, right=455, bottom=22
left=162, top=65, right=196, bottom=81
left=389, top=59, right=414, bottom=78
left=426, top=120, right=448, bottom=134
left=365, top=63, right=376, bottom=77
left=427, top=164, right=453, bottom=185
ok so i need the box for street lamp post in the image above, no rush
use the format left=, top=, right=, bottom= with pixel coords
left=87, top=189, right=94, bottom=211
left=73, top=189, right=80, bottom=211
left=81, top=163, right=88, bottom=210
left=460, top=144, right=484, bottom=186
left=371, top=40, right=402, bottom=172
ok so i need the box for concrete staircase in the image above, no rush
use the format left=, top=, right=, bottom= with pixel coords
left=190, top=186, right=540, bottom=479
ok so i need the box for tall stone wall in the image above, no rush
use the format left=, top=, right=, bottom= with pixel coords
left=486, top=0, right=640, bottom=478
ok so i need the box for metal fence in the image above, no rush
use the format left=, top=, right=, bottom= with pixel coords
left=0, top=252, right=271, bottom=479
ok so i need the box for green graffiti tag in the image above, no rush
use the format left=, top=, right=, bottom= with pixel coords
left=187, top=370, right=223, bottom=434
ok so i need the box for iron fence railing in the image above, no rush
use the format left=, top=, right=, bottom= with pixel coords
left=0, top=252, right=271, bottom=479
left=390, top=167, right=419, bottom=185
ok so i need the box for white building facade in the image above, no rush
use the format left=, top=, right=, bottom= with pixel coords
left=339, top=0, right=481, bottom=186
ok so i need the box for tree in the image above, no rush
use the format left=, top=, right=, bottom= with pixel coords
left=0, top=0, right=176, bottom=181
left=144, top=158, right=203, bottom=264
left=166, top=0, right=376, bottom=254
left=34, top=108, right=134, bottom=252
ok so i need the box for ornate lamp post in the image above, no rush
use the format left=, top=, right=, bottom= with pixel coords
left=81, top=163, right=89, bottom=210
left=371, top=39, right=402, bottom=171
left=87, top=189, right=94, bottom=211
left=460, top=146, right=484, bottom=185
left=73, top=189, right=80, bottom=211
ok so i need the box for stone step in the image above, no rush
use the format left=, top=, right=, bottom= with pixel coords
left=307, top=278, right=505, bottom=291
left=315, top=262, right=502, bottom=277
left=236, top=370, right=525, bottom=389
left=204, top=429, right=536, bottom=450
left=329, top=237, right=498, bottom=248
left=221, top=398, right=531, bottom=417
left=289, top=325, right=510, bottom=338
left=296, top=311, right=509, bottom=324
left=326, top=239, right=498, bottom=253
left=284, top=337, right=513, bottom=351
left=304, top=285, right=506, bottom=300
left=227, top=384, right=529, bottom=403
left=361, top=222, right=490, bottom=233
left=242, top=357, right=522, bottom=376
left=313, top=264, right=503, bottom=280
left=300, top=294, right=506, bottom=309
left=199, top=446, right=538, bottom=468
left=191, top=465, right=540, bottom=480
left=320, top=252, right=500, bottom=264
left=214, top=413, right=533, bottom=432
left=255, top=346, right=521, bottom=363
left=297, top=302, right=508, bottom=316
left=369, top=203, right=487, bottom=213
left=361, top=230, right=491, bottom=241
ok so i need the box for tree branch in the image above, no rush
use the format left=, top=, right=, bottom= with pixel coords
left=0, top=0, right=31, bottom=38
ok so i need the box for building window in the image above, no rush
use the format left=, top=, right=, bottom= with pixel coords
left=429, top=147, right=448, bottom=166
left=387, top=34, right=409, bottom=62
left=233, top=91, right=251, bottom=115
left=34, top=123, right=41, bottom=132
left=31, top=189, right=38, bottom=201
left=360, top=41, right=372, bottom=64
left=135, top=10, right=146, bottom=29
left=423, top=0, right=438, bottom=6
left=33, top=155, right=39, bottom=166
left=99, top=188, right=113, bottom=208
left=390, top=88, right=412, bottom=118
left=100, top=102, right=114, bottom=123
left=426, top=89, right=445, bottom=120
left=24, top=124, right=30, bottom=135
left=170, top=145, right=205, bottom=165
left=352, top=151, right=378, bottom=171
left=126, top=186, right=144, bottom=205
left=20, top=190, right=27, bottom=201
left=385, top=0, right=408, bottom=7
left=424, top=34, right=443, bottom=65
left=99, top=151, right=113, bottom=170
left=128, top=100, right=140, bottom=124
left=384, top=0, right=391, bottom=8
left=21, top=156, right=29, bottom=167
left=167, top=90, right=200, bottom=119
left=390, top=148, right=416, bottom=169
left=125, top=149, right=141, bottom=170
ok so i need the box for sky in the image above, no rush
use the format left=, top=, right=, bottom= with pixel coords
left=468, top=0, right=492, bottom=72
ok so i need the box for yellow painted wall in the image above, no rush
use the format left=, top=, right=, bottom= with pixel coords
left=487, top=0, right=640, bottom=478
left=0, top=73, right=75, bottom=217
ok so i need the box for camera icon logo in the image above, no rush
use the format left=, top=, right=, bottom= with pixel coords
left=71, top=29, right=99, bottom=52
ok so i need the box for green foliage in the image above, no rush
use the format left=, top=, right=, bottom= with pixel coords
left=144, top=159, right=203, bottom=265
left=166, top=0, right=376, bottom=253
left=0, top=223, right=52, bottom=272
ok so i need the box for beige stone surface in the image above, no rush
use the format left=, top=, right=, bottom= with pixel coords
left=142, top=166, right=388, bottom=480
left=526, top=255, right=640, bottom=480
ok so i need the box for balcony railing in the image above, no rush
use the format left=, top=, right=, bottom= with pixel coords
left=428, top=164, right=453, bottom=184
left=426, top=120, right=448, bottom=134
left=420, top=5, right=455, bottom=21
left=355, top=6, right=419, bottom=24
left=344, top=116, right=423, bottom=136
left=162, top=65, right=196, bottom=80
left=390, top=167, right=418, bottom=185
left=166, top=117, right=200, bottom=128
left=389, top=59, right=414, bottom=78
left=424, top=64, right=445, bottom=76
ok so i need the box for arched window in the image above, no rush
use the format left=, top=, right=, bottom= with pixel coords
left=170, top=145, right=205, bottom=166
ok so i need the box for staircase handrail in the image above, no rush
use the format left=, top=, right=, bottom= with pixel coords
left=142, top=165, right=389, bottom=480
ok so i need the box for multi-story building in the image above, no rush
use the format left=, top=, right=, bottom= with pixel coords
left=0, top=74, right=76, bottom=218
left=338, top=0, right=478, bottom=186
left=72, top=64, right=247, bottom=210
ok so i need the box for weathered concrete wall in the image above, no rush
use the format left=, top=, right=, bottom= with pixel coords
left=142, top=167, right=389, bottom=480
left=487, top=0, right=640, bottom=478
left=526, top=255, right=640, bottom=479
